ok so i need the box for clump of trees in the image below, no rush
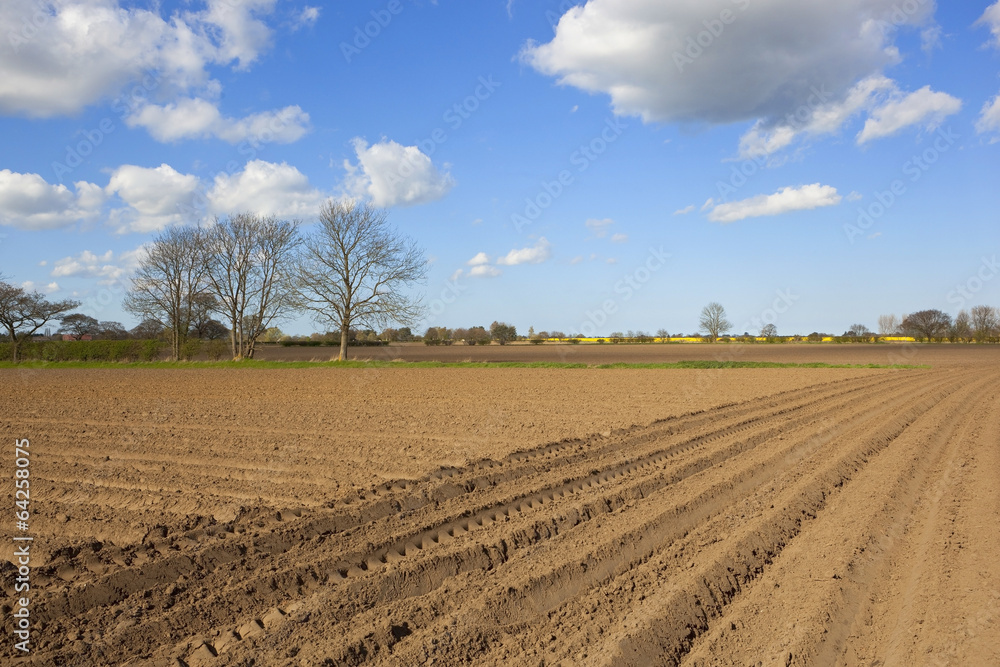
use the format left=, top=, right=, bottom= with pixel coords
left=490, top=321, right=516, bottom=345
left=122, top=202, right=426, bottom=361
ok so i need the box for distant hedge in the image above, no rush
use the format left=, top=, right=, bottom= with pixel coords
left=0, top=339, right=165, bottom=362
left=279, top=340, right=388, bottom=347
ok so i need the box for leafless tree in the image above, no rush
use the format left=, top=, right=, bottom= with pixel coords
left=970, top=305, right=999, bottom=342
left=98, top=321, right=129, bottom=340
left=760, top=323, right=778, bottom=338
left=0, top=281, right=79, bottom=362
left=295, top=201, right=426, bottom=361
left=877, top=314, right=900, bottom=336
left=656, top=328, right=670, bottom=341
left=59, top=313, right=99, bottom=340
left=205, top=213, right=301, bottom=359
left=699, top=302, right=731, bottom=342
left=951, top=310, right=972, bottom=342
left=123, top=226, right=210, bottom=361
left=901, top=309, right=952, bottom=342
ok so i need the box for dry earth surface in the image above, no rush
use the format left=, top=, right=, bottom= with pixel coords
left=1, top=345, right=998, bottom=666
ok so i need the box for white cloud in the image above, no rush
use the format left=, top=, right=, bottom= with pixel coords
left=707, top=184, right=842, bottom=223
left=207, top=160, right=324, bottom=219
left=978, top=2, right=1000, bottom=49
left=21, top=281, right=60, bottom=294
left=524, top=1, right=955, bottom=157
left=467, top=252, right=491, bottom=266
left=126, top=98, right=310, bottom=144
left=846, top=191, right=863, bottom=202
left=497, top=237, right=552, bottom=266
left=0, top=0, right=282, bottom=118
left=570, top=255, right=584, bottom=264
left=673, top=204, right=695, bottom=215
left=610, top=233, right=628, bottom=243
left=343, top=138, right=454, bottom=207
left=469, top=264, right=502, bottom=278
left=856, top=86, right=961, bottom=143
left=977, top=95, right=1000, bottom=135
left=51, top=248, right=144, bottom=286
left=522, top=1, right=934, bottom=126
left=105, top=164, right=201, bottom=233
left=0, top=170, right=104, bottom=230
left=293, top=6, right=321, bottom=30
left=736, top=76, right=959, bottom=157
left=585, top=217, right=614, bottom=237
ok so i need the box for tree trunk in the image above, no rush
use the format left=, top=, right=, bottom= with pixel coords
left=339, top=323, right=349, bottom=361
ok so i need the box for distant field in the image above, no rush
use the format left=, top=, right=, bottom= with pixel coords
left=256, top=340, right=985, bottom=368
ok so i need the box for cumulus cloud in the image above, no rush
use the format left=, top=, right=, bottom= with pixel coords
left=856, top=86, right=961, bottom=143
left=497, top=237, right=552, bottom=266
left=524, top=1, right=954, bottom=156
left=585, top=217, right=615, bottom=237
left=978, top=1, right=1000, bottom=48
left=343, top=138, right=454, bottom=207
left=0, top=0, right=313, bottom=146
left=292, top=6, right=321, bottom=30
left=21, top=281, right=60, bottom=294
left=737, top=75, right=959, bottom=157
left=126, top=98, right=310, bottom=144
left=610, top=233, right=628, bottom=243
left=707, top=184, right=841, bottom=223
left=977, top=95, right=1000, bottom=135
left=207, top=160, right=324, bottom=219
left=467, top=252, right=491, bottom=266
left=673, top=205, right=695, bottom=215
left=0, top=0, right=283, bottom=117
left=51, top=248, right=144, bottom=286
left=0, top=170, right=104, bottom=230
left=469, top=264, right=502, bottom=278
left=105, top=164, right=201, bottom=233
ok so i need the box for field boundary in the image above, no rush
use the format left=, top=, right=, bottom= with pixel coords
left=0, top=359, right=928, bottom=370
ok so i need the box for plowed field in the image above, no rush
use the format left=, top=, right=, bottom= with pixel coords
left=2, top=347, right=998, bottom=665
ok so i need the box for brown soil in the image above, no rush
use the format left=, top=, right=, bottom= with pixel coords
left=1, top=346, right=998, bottom=666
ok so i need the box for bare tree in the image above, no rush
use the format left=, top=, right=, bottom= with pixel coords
left=970, top=305, right=999, bottom=342
left=901, top=309, right=952, bottom=342
left=0, top=281, right=79, bottom=362
left=656, top=328, right=670, bottom=341
left=98, top=321, right=129, bottom=340
left=951, top=310, right=972, bottom=342
left=295, top=201, right=426, bottom=361
left=205, top=213, right=301, bottom=359
left=760, top=323, right=778, bottom=338
left=123, top=226, right=209, bottom=361
left=699, top=302, right=731, bottom=342
left=877, top=313, right=900, bottom=336
left=59, top=313, right=99, bottom=340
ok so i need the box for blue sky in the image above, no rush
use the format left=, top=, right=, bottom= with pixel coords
left=1, top=0, right=998, bottom=337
